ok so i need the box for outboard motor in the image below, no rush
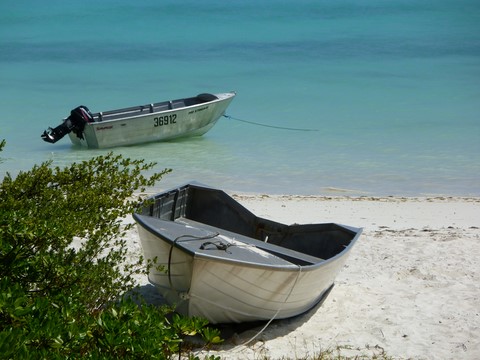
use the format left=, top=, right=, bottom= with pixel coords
left=41, top=106, right=94, bottom=144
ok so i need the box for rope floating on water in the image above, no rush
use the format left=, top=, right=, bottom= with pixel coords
left=223, top=114, right=319, bottom=132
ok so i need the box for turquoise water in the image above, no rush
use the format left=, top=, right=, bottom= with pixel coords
left=1, top=0, right=479, bottom=196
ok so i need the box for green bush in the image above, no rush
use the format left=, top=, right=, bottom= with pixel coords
left=0, top=146, right=222, bottom=359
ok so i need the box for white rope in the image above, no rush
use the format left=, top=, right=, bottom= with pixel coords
left=238, top=264, right=303, bottom=347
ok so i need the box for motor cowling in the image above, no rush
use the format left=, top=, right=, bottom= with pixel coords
left=41, top=106, right=93, bottom=144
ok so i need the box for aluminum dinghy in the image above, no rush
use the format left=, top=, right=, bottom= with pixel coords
left=133, top=182, right=362, bottom=324
left=41, top=92, right=235, bottom=148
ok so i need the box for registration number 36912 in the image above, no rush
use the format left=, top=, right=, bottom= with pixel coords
left=154, top=114, right=177, bottom=127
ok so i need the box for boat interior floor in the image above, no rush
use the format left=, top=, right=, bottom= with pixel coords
left=94, top=95, right=216, bottom=122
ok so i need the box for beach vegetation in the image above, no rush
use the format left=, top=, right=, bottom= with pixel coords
left=0, top=146, right=222, bottom=359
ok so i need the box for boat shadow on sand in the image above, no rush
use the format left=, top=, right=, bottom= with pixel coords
left=127, top=283, right=334, bottom=347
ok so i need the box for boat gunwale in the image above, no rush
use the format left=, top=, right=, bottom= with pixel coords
left=133, top=211, right=362, bottom=272
left=85, top=92, right=235, bottom=125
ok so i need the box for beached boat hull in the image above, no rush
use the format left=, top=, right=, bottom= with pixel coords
left=133, top=183, right=362, bottom=324
left=42, top=92, right=235, bottom=148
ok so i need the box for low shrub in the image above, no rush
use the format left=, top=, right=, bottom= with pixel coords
left=0, top=145, right=221, bottom=359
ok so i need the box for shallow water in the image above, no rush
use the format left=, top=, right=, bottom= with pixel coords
left=1, top=0, right=479, bottom=196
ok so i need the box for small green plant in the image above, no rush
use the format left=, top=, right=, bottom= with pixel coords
left=170, top=313, right=223, bottom=353
left=0, top=143, right=223, bottom=359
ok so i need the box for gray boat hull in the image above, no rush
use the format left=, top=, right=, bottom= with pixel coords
left=134, top=183, right=362, bottom=323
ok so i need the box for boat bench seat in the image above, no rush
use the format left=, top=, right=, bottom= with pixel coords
left=95, top=103, right=176, bottom=121
left=257, top=241, right=324, bottom=265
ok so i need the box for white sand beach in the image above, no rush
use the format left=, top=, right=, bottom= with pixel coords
left=126, top=195, right=480, bottom=360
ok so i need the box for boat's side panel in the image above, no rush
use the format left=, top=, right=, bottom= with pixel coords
left=73, top=93, right=234, bottom=148
left=136, top=225, right=194, bottom=313
left=187, top=249, right=352, bottom=324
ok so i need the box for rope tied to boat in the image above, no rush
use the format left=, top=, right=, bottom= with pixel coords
left=168, top=232, right=220, bottom=289
left=167, top=231, right=303, bottom=348
left=223, top=114, right=319, bottom=132
left=239, top=265, right=303, bottom=347
left=199, top=240, right=233, bottom=252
